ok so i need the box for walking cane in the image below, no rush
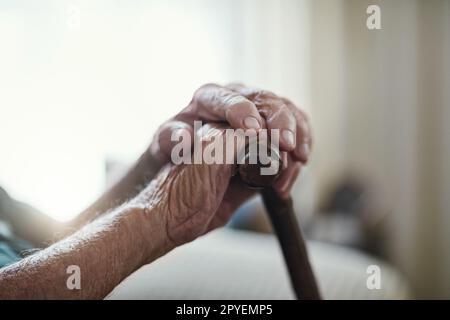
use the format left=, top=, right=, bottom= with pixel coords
left=238, top=142, right=321, bottom=300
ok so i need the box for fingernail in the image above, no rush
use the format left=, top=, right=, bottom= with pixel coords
left=298, top=143, right=310, bottom=161
left=282, top=130, right=295, bottom=149
left=243, top=116, right=261, bottom=130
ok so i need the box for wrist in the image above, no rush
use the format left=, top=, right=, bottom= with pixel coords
left=118, top=203, right=174, bottom=265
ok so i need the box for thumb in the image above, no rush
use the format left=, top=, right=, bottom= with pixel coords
left=151, top=120, right=194, bottom=163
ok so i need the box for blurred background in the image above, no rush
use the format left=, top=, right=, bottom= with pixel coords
left=0, top=0, right=449, bottom=298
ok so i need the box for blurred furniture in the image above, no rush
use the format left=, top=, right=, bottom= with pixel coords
left=107, top=229, right=409, bottom=300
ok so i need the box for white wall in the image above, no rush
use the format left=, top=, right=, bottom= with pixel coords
left=0, top=0, right=236, bottom=220
left=310, top=0, right=450, bottom=298
left=0, top=0, right=312, bottom=221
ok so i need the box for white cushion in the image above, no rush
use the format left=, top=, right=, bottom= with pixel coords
left=107, top=229, right=409, bottom=300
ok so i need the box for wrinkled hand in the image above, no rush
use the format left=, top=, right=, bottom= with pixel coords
left=150, top=83, right=312, bottom=199
left=136, top=124, right=242, bottom=246
left=139, top=84, right=312, bottom=245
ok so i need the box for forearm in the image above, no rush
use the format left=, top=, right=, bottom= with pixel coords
left=0, top=204, right=170, bottom=299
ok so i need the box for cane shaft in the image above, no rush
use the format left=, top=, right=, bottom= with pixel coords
left=237, top=140, right=321, bottom=299
left=261, top=188, right=321, bottom=300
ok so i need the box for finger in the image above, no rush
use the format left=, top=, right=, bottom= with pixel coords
left=225, top=83, right=260, bottom=99
left=261, top=101, right=297, bottom=152
left=226, top=85, right=283, bottom=109
left=153, top=120, right=194, bottom=162
left=188, top=84, right=264, bottom=130
left=273, top=153, right=302, bottom=199
left=227, top=84, right=312, bottom=163
left=227, top=86, right=298, bottom=152
left=283, top=98, right=312, bottom=163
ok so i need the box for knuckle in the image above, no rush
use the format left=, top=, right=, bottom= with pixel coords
left=270, top=104, right=291, bottom=120
left=255, top=89, right=276, bottom=99
left=279, top=103, right=290, bottom=113
left=226, top=94, right=251, bottom=111
left=193, top=83, right=219, bottom=101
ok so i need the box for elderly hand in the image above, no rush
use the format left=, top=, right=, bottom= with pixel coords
left=150, top=83, right=312, bottom=199
left=133, top=124, right=241, bottom=247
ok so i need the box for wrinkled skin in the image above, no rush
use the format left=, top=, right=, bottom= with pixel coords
left=143, top=84, right=313, bottom=245
left=0, top=84, right=313, bottom=299
left=134, top=124, right=242, bottom=246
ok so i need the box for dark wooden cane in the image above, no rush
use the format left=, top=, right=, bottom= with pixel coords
left=238, top=144, right=321, bottom=300
left=261, top=188, right=321, bottom=300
